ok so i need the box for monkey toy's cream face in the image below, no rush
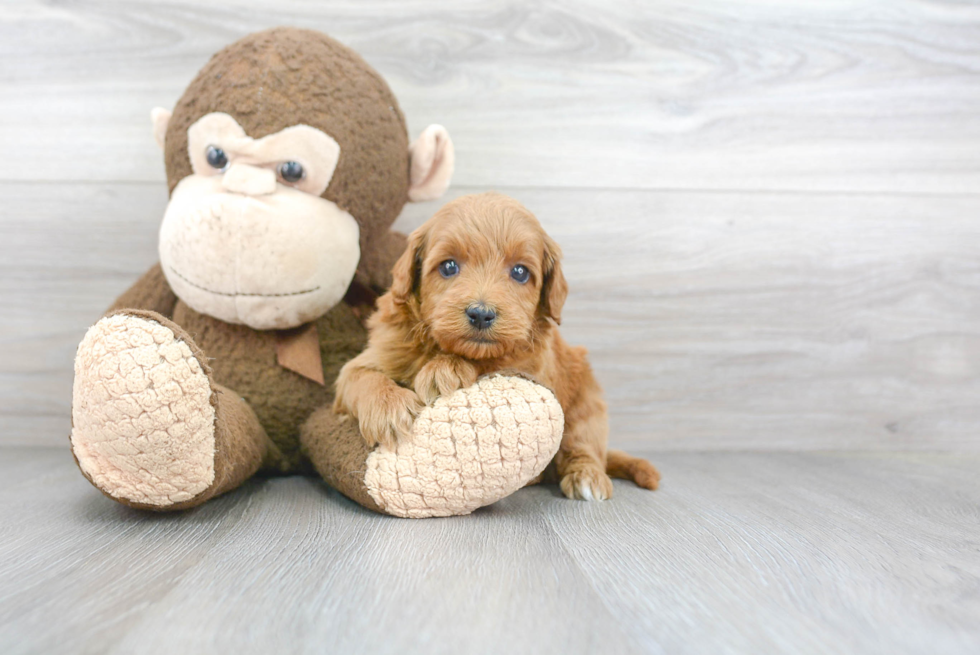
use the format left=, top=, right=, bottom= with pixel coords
left=158, top=112, right=360, bottom=330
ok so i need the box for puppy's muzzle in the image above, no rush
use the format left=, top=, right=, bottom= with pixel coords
left=465, top=304, right=496, bottom=331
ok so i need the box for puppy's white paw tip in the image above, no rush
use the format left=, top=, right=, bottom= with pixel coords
left=577, top=483, right=595, bottom=501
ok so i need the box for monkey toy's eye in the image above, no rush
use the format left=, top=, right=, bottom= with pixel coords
left=205, top=146, right=228, bottom=170
left=439, top=260, right=460, bottom=278
left=510, top=264, right=530, bottom=284
left=278, top=161, right=305, bottom=183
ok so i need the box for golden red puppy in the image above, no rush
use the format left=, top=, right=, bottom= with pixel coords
left=334, top=192, right=660, bottom=500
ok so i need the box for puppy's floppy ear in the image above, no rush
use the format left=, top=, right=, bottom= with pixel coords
left=539, top=234, right=568, bottom=324
left=389, top=224, right=428, bottom=305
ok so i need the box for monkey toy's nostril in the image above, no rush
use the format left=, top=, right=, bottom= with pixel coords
left=466, top=304, right=496, bottom=331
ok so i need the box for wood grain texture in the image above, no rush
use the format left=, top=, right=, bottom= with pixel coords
left=0, top=0, right=979, bottom=192
left=4, top=181, right=978, bottom=450
left=1, top=1, right=979, bottom=449
left=3, top=3, right=979, bottom=653
left=1, top=447, right=978, bottom=655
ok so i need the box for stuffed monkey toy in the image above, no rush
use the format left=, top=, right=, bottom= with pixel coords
left=70, top=28, right=563, bottom=518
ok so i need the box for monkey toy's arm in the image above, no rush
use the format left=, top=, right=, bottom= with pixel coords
left=343, top=231, right=409, bottom=322
left=359, top=230, right=409, bottom=293
left=104, top=262, right=179, bottom=319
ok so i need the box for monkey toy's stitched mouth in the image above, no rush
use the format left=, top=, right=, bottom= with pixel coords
left=168, top=266, right=320, bottom=298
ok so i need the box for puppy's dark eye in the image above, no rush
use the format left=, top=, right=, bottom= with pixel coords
left=206, top=146, right=228, bottom=170
left=278, top=161, right=304, bottom=183
left=510, top=264, right=530, bottom=284
left=439, top=260, right=459, bottom=278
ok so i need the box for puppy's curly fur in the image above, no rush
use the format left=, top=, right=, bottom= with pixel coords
left=334, top=192, right=659, bottom=500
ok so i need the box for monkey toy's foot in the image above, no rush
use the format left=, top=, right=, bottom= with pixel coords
left=305, top=375, right=565, bottom=518
left=70, top=311, right=220, bottom=509
left=365, top=375, right=565, bottom=517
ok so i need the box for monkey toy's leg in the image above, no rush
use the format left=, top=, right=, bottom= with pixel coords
left=300, top=375, right=566, bottom=518
left=70, top=311, right=281, bottom=511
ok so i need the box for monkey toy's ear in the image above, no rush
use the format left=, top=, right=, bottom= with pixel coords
left=408, top=125, right=454, bottom=202
left=150, top=107, right=173, bottom=150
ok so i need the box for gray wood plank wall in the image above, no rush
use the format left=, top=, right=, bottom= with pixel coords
left=1, top=0, right=978, bottom=450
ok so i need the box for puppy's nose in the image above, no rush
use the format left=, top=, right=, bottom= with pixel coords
left=466, top=304, right=496, bottom=331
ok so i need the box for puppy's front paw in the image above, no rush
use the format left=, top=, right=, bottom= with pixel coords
left=358, top=386, right=424, bottom=451
left=560, top=467, right=614, bottom=501
left=414, top=356, right=478, bottom=406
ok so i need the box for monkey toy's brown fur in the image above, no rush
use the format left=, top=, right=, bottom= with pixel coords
left=69, top=28, right=570, bottom=517
left=72, top=29, right=420, bottom=510
left=161, top=31, right=411, bottom=289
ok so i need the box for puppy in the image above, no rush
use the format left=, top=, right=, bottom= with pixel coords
left=334, top=192, right=660, bottom=500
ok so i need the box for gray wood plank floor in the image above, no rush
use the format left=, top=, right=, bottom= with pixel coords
left=1, top=447, right=978, bottom=655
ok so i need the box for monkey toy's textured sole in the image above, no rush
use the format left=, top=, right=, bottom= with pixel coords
left=362, top=375, right=565, bottom=518
left=70, top=315, right=565, bottom=517
left=70, top=313, right=217, bottom=507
